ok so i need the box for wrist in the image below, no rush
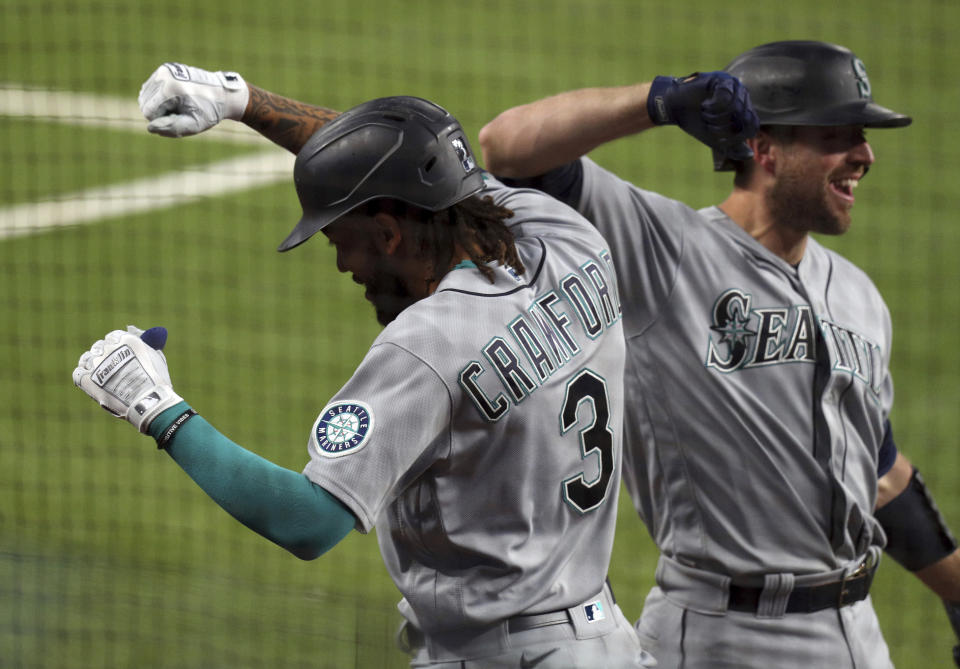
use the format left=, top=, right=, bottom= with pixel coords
left=154, top=408, right=198, bottom=450
left=646, top=76, right=678, bottom=125
left=168, top=63, right=248, bottom=121
left=127, top=385, right=184, bottom=433
left=217, top=70, right=249, bottom=121
left=147, top=400, right=194, bottom=442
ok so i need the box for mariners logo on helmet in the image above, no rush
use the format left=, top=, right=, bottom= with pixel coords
left=852, top=57, right=871, bottom=98
left=312, top=400, right=374, bottom=458
left=451, top=136, right=476, bottom=172
left=712, top=40, right=911, bottom=171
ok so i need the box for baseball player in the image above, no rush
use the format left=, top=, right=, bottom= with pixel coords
left=479, top=40, right=960, bottom=667
left=74, top=78, right=655, bottom=668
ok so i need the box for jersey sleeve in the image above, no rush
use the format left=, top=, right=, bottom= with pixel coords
left=573, top=156, right=690, bottom=334
left=498, top=161, right=584, bottom=209
left=480, top=173, right=603, bottom=245
left=301, top=341, right=450, bottom=533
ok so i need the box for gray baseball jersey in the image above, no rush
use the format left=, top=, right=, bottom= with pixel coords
left=528, top=156, right=897, bottom=667
left=570, top=156, right=892, bottom=576
left=302, top=177, right=627, bottom=637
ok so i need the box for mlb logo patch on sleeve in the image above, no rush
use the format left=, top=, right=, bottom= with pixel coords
left=312, top=401, right=374, bottom=458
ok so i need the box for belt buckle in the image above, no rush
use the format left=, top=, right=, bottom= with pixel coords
left=837, top=554, right=875, bottom=608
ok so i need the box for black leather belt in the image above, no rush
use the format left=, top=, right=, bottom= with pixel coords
left=727, top=560, right=877, bottom=614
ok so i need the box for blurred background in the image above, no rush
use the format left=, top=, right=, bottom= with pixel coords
left=2, top=1, right=958, bottom=667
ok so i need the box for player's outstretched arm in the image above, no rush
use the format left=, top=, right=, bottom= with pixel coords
left=479, top=71, right=757, bottom=179
left=72, top=326, right=356, bottom=559
left=243, top=83, right=339, bottom=155
left=479, top=83, right=654, bottom=179
left=148, top=400, right=356, bottom=559
left=138, top=63, right=339, bottom=154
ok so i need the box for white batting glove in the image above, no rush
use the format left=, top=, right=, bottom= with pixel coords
left=73, top=326, right=183, bottom=433
left=138, top=62, right=249, bottom=137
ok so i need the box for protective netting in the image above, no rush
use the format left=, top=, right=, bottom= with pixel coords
left=2, top=2, right=958, bottom=667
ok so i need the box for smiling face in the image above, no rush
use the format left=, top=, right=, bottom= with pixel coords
left=766, top=125, right=875, bottom=236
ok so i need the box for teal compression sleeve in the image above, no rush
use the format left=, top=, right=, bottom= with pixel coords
left=147, top=402, right=356, bottom=559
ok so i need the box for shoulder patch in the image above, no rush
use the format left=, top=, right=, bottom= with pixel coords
left=312, top=400, right=374, bottom=458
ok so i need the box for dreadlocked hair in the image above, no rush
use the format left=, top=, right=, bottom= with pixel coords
left=367, top=196, right=525, bottom=284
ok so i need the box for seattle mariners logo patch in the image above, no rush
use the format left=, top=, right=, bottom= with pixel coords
left=312, top=401, right=374, bottom=458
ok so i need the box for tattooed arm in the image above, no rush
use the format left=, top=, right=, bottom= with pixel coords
left=138, top=63, right=340, bottom=153
left=242, top=84, right=340, bottom=155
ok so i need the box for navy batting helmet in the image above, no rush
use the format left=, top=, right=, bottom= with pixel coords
left=279, top=96, right=484, bottom=251
left=714, top=40, right=911, bottom=171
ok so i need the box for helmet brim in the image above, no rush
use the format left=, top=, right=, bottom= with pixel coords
left=278, top=213, right=329, bottom=252
left=713, top=101, right=912, bottom=171
left=759, top=100, right=911, bottom=128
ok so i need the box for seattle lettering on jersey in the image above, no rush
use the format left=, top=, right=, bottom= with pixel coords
left=704, top=288, right=883, bottom=396
left=459, top=252, right=622, bottom=421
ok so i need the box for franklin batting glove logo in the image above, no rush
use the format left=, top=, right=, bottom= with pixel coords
left=94, top=346, right=133, bottom=386
left=164, top=62, right=190, bottom=81
left=312, top=400, right=374, bottom=458
left=652, top=95, right=669, bottom=124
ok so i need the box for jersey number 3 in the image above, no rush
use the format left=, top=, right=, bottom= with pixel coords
left=560, top=369, right=614, bottom=514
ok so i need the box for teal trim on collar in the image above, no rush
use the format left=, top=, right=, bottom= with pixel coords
left=453, top=259, right=477, bottom=270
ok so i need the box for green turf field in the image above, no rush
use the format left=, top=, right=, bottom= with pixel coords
left=2, top=1, right=959, bottom=667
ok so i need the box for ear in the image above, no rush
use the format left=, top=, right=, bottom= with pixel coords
left=372, top=212, right=403, bottom=255
left=747, top=130, right=779, bottom=176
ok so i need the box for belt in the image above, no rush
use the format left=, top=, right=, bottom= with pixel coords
left=728, top=558, right=878, bottom=614
left=508, top=577, right=614, bottom=632
left=506, top=609, right=571, bottom=633
left=399, top=581, right=618, bottom=659
left=402, top=608, right=572, bottom=651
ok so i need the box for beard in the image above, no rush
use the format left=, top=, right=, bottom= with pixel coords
left=363, top=267, right=419, bottom=326
left=767, top=160, right=852, bottom=236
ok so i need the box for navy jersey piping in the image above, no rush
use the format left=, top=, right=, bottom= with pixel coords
left=499, top=160, right=583, bottom=209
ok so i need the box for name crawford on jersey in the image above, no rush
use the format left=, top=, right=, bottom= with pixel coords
left=459, top=249, right=622, bottom=422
